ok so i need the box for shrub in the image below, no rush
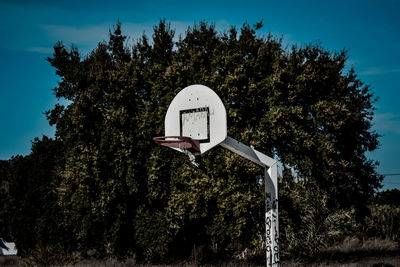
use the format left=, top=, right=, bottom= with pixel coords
left=279, top=180, right=360, bottom=257
left=366, top=204, right=400, bottom=241
left=23, top=244, right=81, bottom=266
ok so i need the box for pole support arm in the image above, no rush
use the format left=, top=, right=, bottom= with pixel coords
left=220, top=136, right=276, bottom=168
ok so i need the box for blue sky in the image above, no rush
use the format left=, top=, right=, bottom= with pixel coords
left=0, top=0, right=399, bottom=189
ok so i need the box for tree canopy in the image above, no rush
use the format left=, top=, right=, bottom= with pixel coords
left=0, top=20, right=383, bottom=262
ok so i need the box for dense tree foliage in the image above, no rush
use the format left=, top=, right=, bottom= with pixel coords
left=0, top=137, right=64, bottom=255
left=374, top=188, right=400, bottom=206
left=0, top=160, right=11, bottom=242
left=0, top=20, right=384, bottom=262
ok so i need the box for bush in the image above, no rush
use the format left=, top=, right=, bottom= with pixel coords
left=23, top=244, right=81, bottom=266
left=366, top=204, right=400, bottom=241
left=279, top=180, right=360, bottom=257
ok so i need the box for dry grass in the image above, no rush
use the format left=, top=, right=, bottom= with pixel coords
left=282, top=258, right=400, bottom=267
left=324, top=237, right=399, bottom=254
left=1, top=239, right=399, bottom=267
left=1, top=255, right=399, bottom=266
left=0, top=256, right=21, bottom=267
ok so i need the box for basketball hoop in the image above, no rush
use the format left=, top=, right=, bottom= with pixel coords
left=153, top=85, right=279, bottom=266
left=153, top=136, right=201, bottom=167
left=153, top=136, right=200, bottom=153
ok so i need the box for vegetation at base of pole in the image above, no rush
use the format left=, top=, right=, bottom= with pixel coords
left=0, top=20, right=396, bottom=265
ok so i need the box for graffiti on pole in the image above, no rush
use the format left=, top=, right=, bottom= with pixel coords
left=265, top=190, right=279, bottom=266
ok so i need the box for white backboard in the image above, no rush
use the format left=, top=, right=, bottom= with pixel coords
left=1, top=242, right=17, bottom=255
left=165, top=84, right=227, bottom=154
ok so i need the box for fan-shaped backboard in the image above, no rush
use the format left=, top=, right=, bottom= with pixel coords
left=165, top=84, right=227, bottom=154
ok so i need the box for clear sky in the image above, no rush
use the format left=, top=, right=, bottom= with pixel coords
left=0, top=0, right=399, bottom=190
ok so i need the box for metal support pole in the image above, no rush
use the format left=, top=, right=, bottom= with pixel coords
left=265, top=164, right=279, bottom=266
left=221, top=136, right=279, bottom=266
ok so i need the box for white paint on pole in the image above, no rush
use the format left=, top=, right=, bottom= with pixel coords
left=265, top=164, right=279, bottom=266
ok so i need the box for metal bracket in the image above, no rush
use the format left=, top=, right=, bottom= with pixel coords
left=221, top=136, right=279, bottom=266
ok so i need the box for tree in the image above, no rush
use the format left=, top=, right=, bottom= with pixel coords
left=45, top=20, right=382, bottom=260
left=264, top=44, right=383, bottom=219
left=374, top=189, right=400, bottom=206
left=3, top=137, right=64, bottom=255
left=0, top=160, right=12, bottom=242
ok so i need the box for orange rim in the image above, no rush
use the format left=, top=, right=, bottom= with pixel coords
left=153, top=136, right=200, bottom=152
